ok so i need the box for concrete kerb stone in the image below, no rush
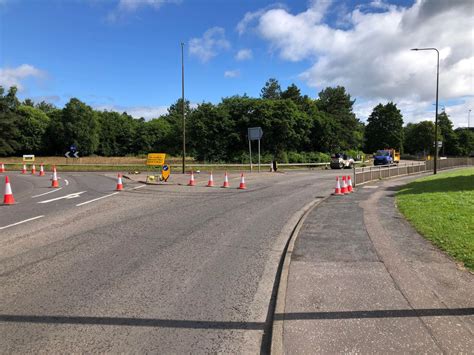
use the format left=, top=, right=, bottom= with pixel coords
left=270, top=195, right=329, bottom=355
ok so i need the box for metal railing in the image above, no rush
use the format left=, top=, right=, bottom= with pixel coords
left=354, top=158, right=474, bottom=186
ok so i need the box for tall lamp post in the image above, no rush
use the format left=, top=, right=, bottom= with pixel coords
left=181, top=42, right=186, bottom=174
left=411, top=47, right=439, bottom=174
left=469, top=109, right=472, bottom=129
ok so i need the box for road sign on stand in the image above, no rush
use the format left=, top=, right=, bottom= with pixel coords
left=247, top=127, right=263, bottom=172
left=161, top=164, right=171, bottom=182
left=23, top=154, right=35, bottom=162
left=65, top=151, right=79, bottom=158
left=147, top=153, right=166, bottom=166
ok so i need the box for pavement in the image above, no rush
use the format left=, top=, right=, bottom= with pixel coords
left=277, top=174, right=474, bottom=353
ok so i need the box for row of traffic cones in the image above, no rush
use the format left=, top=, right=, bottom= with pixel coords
left=0, top=162, right=47, bottom=176
left=3, top=166, right=61, bottom=205
left=332, top=175, right=354, bottom=196
left=188, top=171, right=247, bottom=189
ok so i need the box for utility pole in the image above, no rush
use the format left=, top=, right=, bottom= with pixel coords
left=469, top=109, right=472, bottom=129
left=181, top=42, right=186, bottom=174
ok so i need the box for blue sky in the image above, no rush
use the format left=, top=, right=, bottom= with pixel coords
left=1, top=0, right=472, bottom=126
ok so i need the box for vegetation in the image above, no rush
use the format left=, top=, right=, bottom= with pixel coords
left=1, top=80, right=473, bottom=162
left=397, top=168, right=474, bottom=270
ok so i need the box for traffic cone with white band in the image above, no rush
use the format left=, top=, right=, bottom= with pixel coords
left=31, top=164, right=36, bottom=175
left=347, top=175, right=354, bottom=193
left=116, top=173, right=123, bottom=191
left=332, top=177, right=343, bottom=196
left=0, top=163, right=5, bottom=173
left=3, top=176, right=15, bottom=205
left=21, top=164, right=27, bottom=174
left=238, top=173, right=247, bottom=189
left=51, top=166, right=59, bottom=188
left=341, top=176, right=348, bottom=194
left=39, top=164, right=45, bottom=176
left=187, top=171, right=196, bottom=186
left=207, top=172, right=214, bottom=187
left=222, top=172, right=230, bottom=188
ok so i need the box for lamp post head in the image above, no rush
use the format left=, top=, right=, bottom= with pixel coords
left=410, top=48, right=419, bottom=51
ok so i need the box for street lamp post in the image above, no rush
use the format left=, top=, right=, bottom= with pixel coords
left=181, top=42, right=186, bottom=174
left=469, top=109, right=472, bottom=129
left=411, top=47, right=439, bottom=174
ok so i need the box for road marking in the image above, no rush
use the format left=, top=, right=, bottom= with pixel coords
left=363, top=186, right=379, bottom=189
left=130, top=184, right=146, bottom=190
left=76, top=192, right=119, bottom=207
left=65, top=179, right=69, bottom=186
left=32, top=187, right=63, bottom=198
left=38, top=191, right=87, bottom=204
left=0, top=215, right=45, bottom=230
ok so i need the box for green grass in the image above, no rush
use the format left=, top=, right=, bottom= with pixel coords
left=396, top=168, right=474, bottom=270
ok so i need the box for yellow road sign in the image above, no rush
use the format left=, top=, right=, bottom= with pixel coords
left=23, top=154, right=35, bottom=162
left=161, top=164, right=170, bottom=182
left=146, top=153, right=166, bottom=166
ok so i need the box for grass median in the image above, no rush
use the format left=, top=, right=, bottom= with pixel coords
left=396, top=168, right=474, bottom=271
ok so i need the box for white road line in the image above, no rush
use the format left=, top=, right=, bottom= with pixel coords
left=65, top=179, right=69, bottom=186
left=32, top=187, right=63, bottom=198
left=38, top=191, right=87, bottom=204
left=76, top=192, right=120, bottom=207
left=130, top=184, right=146, bottom=190
left=0, top=215, right=45, bottom=230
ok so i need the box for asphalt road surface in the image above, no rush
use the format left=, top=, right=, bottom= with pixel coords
left=0, top=169, right=341, bottom=353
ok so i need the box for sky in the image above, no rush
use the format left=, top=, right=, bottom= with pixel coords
left=0, top=0, right=473, bottom=127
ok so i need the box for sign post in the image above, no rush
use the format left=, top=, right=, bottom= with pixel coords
left=247, top=127, right=263, bottom=173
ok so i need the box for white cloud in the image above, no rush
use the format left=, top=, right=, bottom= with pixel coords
left=0, top=64, right=46, bottom=91
left=242, top=0, right=474, bottom=127
left=189, top=27, right=230, bottom=63
left=107, top=0, right=180, bottom=22
left=224, top=70, right=240, bottom=78
left=95, top=104, right=169, bottom=120
left=235, top=49, right=253, bottom=61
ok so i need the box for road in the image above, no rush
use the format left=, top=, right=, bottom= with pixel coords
left=0, top=169, right=341, bottom=352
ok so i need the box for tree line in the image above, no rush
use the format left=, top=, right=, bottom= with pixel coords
left=1, top=80, right=473, bottom=161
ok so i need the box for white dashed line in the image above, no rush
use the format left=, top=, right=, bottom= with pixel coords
left=0, top=215, right=45, bottom=230
left=76, top=192, right=120, bottom=207
left=131, top=184, right=146, bottom=190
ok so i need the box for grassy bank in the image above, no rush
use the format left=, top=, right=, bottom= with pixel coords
left=396, top=168, right=474, bottom=271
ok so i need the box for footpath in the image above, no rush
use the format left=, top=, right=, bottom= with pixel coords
left=275, top=174, right=474, bottom=353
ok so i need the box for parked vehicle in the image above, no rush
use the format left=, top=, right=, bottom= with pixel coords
left=330, top=153, right=355, bottom=169
left=373, top=149, right=400, bottom=166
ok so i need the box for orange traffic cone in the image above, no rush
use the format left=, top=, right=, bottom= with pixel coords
left=238, top=173, right=247, bottom=189
left=187, top=171, right=196, bottom=186
left=0, top=163, right=5, bottom=173
left=21, top=164, right=27, bottom=174
left=341, top=176, right=348, bottom=194
left=116, top=173, right=124, bottom=191
left=39, top=164, right=45, bottom=176
left=3, top=176, right=15, bottom=205
left=207, top=172, right=214, bottom=187
left=333, top=177, right=343, bottom=195
left=222, top=172, right=230, bottom=188
left=51, top=166, right=59, bottom=188
left=31, top=164, right=36, bottom=175
left=347, top=175, right=354, bottom=193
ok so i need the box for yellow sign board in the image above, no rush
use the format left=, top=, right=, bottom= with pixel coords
left=146, top=153, right=166, bottom=166
left=161, top=164, right=170, bottom=182
left=23, top=154, right=35, bottom=162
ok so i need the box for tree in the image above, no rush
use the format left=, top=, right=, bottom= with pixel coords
left=0, top=86, right=21, bottom=156
left=316, top=86, right=362, bottom=150
left=281, top=84, right=302, bottom=103
left=404, top=121, right=435, bottom=156
left=61, top=98, right=99, bottom=155
left=260, top=78, right=281, bottom=99
left=17, top=105, right=51, bottom=153
left=365, top=102, right=404, bottom=153
left=437, top=111, right=459, bottom=156
left=455, top=128, right=474, bottom=156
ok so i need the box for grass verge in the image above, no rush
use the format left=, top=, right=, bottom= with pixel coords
left=396, top=168, right=474, bottom=271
